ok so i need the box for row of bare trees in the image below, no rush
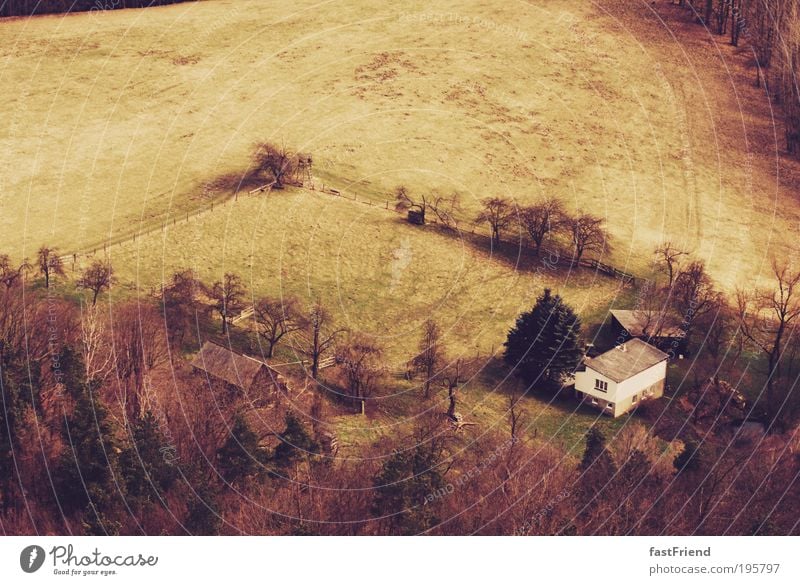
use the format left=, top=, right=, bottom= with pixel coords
left=475, top=195, right=611, bottom=263
left=395, top=188, right=611, bottom=264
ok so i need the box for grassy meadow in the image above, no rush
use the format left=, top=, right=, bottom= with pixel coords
left=3, top=0, right=798, bottom=453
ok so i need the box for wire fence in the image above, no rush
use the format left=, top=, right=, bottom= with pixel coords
left=57, top=176, right=637, bottom=289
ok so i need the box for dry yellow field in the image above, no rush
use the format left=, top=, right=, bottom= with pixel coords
left=3, top=0, right=798, bottom=291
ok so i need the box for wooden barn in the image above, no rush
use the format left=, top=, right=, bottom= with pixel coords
left=609, top=309, right=686, bottom=354
left=191, top=341, right=288, bottom=400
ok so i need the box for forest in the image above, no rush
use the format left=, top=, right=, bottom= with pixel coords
left=681, top=1, right=800, bottom=155
left=0, top=232, right=798, bottom=535
left=0, top=0, right=192, bottom=18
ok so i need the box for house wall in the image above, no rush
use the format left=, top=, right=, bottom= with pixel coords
left=575, top=369, right=618, bottom=416
left=252, top=367, right=287, bottom=401
left=575, top=360, right=666, bottom=417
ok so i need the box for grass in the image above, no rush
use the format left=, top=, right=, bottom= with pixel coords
left=107, top=187, right=627, bottom=363
left=5, top=0, right=797, bottom=451
left=3, top=0, right=799, bottom=290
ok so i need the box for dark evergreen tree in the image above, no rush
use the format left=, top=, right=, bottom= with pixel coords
left=119, top=411, right=178, bottom=506
left=372, top=443, right=445, bottom=535
left=53, top=363, right=121, bottom=521
left=673, top=440, right=703, bottom=474
left=272, top=413, right=319, bottom=470
left=503, top=288, right=582, bottom=386
left=578, top=427, right=617, bottom=500
left=216, top=414, right=269, bottom=485
left=56, top=345, right=87, bottom=401
left=184, top=486, right=221, bottom=535
left=0, top=367, right=23, bottom=512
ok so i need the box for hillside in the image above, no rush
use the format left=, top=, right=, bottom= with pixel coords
left=2, top=0, right=798, bottom=290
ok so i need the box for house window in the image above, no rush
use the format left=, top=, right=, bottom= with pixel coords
left=632, top=394, right=638, bottom=403
left=606, top=402, right=614, bottom=410
left=594, top=379, right=608, bottom=392
left=591, top=398, right=598, bottom=406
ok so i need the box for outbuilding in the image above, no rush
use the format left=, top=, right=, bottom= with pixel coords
left=609, top=309, right=686, bottom=354
left=574, top=338, right=668, bottom=417
left=191, top=341, right=288, bottom=400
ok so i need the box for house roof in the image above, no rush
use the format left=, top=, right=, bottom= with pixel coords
left=191, top=341, right=275, bottom=390
left=610, top=309, right=685, bottom=339
left=583, top=338, right=668, bottom=383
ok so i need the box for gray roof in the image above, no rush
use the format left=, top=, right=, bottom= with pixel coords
left=583, top=338, right=668, bottom=383
left=610, top=309, right=685, bottom=339
left=191, top=341, right=276, bottom=390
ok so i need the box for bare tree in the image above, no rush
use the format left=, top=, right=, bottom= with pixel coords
left=0, top=254, right=28, bottom=292
left=476, top=197, right=515, bottom=245
left=508, top=388, right=527, bottom=443
left=736, top=260, right=800, bottom=423
left=80, top=303, right=112, bottom=384
left=633, top=280, right=672, bottom=340
left=77, top=259, right=114, bottom=305
left=564, top=213, right=609, bottom=264
left=37, top=245, right=65, bottom=289
left=654, top=241, right=687, bottom=287
left=207, top=273, right=246, bottom=334
left=698, top=297, right=741, bottom=381
left=438, top=356, right=479, bottom=422
left=252, top=142, right=298, bottom=189
left=110, top=302, right=169, bottom=419
left=162, top=269, right=203, bottom=349
left=298, top=303, right=347, bottom=380
left=673, top=260, right=722, bottom=349
left=335, top=334, right=385, bottom=409
left=254, top=296, right=306, bottom=358
left=394, top=187, right=460, bottom=228
left=410, top=319, right=444, bottom=399
left=428, top=191, right=461, bottom=230
left=520, top=197, right=565, bottom=256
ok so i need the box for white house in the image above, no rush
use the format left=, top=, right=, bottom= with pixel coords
left=574, top=338, right=668, bottom=417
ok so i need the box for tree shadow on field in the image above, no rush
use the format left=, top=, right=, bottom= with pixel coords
left=393, top=216, right=604, bottom=286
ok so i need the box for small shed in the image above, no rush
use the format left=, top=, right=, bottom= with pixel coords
left=191, top=341, right=288, bottom=398
left=574, top=338, right=668, bottom=417
left=610, top=309, right=686, bottom=353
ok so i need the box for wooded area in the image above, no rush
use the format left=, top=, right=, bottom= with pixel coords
left=680, top=0, right=800, bottom=154
left=0, top=0, right=192, bottom=18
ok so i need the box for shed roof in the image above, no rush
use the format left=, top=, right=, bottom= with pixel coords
left=583, top=338, right=668, bottom=383
left=610, top=309, right=685, bottom=339
left=191, top=341, right=275, bottom=390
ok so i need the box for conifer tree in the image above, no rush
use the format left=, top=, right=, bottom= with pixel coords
left=272, top=413, right=319, bottom=470
left=372, top=443, right=445, bottom=535
left=54, top=355, right=121, bottom=521
left=503, top=288, right=582, bottom=386
left=216, top=414, right=269, bottom=485
left=119, top=411, right=178, bottom=506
